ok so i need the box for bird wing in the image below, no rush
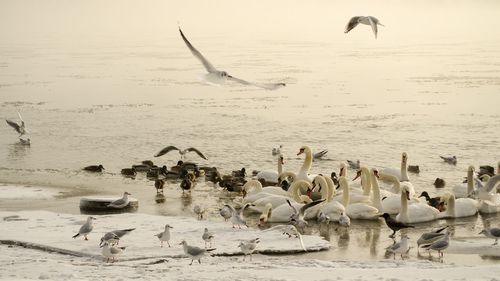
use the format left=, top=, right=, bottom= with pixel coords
left=387, top=241, right=401, bottom=251
left=286, top=199, right=299, bottom=216
left=223, top=204, right=236, bottom=214
left=345, top=16, right=361, bottom=33
left=227, top=75, right=285, bottom=90
left=113, top=228, right=136, bottom=238
left=5, top=119, right=21, bottom=133
left=299, top=199, right=325, bottom=217
left=108, top=198, right=126, bottom=207
left=79, top=222, right=93, bottom=234
left=179, top=27, right=217, bottom=73
left=185, top=147, right=208, bottom=160
left=489, top=228, right=500, bottom=237
left=187, top=245, right=205, bottom=256
left=368, top=16, right=378, bottom=39
left=154, top=146, right=180, bottom=157
left=109, top=246, right=123, bottom=254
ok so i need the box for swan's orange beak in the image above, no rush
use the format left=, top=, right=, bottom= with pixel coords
left=297, top=148, right=304, bottom=156
left=374, top=170, right=380, bottom=179
left=280, top=157, right=285, bottom=165
left=406, top=191, right=410, bottom=200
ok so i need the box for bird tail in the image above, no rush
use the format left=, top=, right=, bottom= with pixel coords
left=119, top=246, right=127, bottom=250
left=206, top=248, right=217, bottom=252
left=72, top=233, right=80, bottom=239
left=123, top=228, right=136, bottom=232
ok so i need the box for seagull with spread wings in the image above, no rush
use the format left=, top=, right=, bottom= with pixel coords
left=345, top=16, right=384, bottom=39
left=6, top=111, right=29, bottom=138
left=179, top=27, right=286, bottom=90
left=154, top=145, right=208, bottom=160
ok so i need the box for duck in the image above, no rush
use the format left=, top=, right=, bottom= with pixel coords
left=232, top=167, right=246, bottom=178
left=437, top=192, right=478, bottom=218
left=408, top=165, right=420, bottom=174
left=83, top=164, right=105, bottom=172
left=180, top=174, right=195, bottom=193
left=396, top=184, right=439, bottom=224
left=380, top=152, right=410, bottom=182
left=434, top=178, right=445, bottom=188
left=154, top=179, right=165, bottom=193
left=256, top=153, right=284, bottom=186
left=419, top=191, right=444, bottom=211
left=120, top=168, right=136, bottom=178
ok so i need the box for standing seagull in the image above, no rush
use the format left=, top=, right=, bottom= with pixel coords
left=5, top=112, right=29, bottom=138
left=421, top=232, right=450, bottom=258
left=72, top=216, right=96, bottom=240
left=154, top=145, right=208, bottom=160
left=479, top=227, right=500, bottom=245
left=202, top=228, right=215, bottom=248
left=107, top=192, right=131, bottom=209
left=178, top=27, right=285, bottom=90
left=180, top=240, right=216, bottom=265
left=345, top=16, right=384, bottom=39
left=381, top=213, right=414, bottom=238
left=156, top=224, right=173, bottom=247
left=386, top=235, right=410, bottom=260
left=238, top=238, right=260, bottom=261
left=101, top=241, right=126, bottom=263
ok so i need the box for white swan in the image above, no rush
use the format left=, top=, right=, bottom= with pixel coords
left=437, top=192, right=478, bottom=218
left=296, top=146, right=316, bottom=183
left=334, top=167, right=371, bottom=204
left=338, top=176, right=380, bottom=220
left=452, top=166, right=475, bottom=199
left=259, top=180, right=322, bottom=222
left=396, top=184, right=438, bottom=224
left=314, top=176, right=346, bottom=221
left=256, top=153, right=284, bottom=186
left=379, top=174, right=420, bottom=215
left=380, top=152, right=410, bottom=182
left=241, top=180, right=290, bottom=204
left=252, top=180, right=312, bottom=210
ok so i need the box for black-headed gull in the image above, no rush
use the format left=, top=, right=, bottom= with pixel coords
left=345, top=16, right=384, bottom=39
left=179, top=27, right=286, bottom=90
left=101, top=241, right=126, bottom=263
left=107, top=192, right=131, bottom=209
left=202, top=228, right=215, bottom=248
left=99, top=228, right=135, bottom=247
left=238, top=238, right=260, bottom=261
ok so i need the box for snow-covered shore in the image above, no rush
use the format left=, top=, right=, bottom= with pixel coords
left=1, top=210, right=500, bottom=281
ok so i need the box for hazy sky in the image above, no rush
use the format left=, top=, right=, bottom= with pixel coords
left=2, top=0, right=500, bottom=44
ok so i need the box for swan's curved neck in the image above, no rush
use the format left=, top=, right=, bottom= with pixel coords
left=384, top=173, right=401, bottom=192
left=340, top=178, right=350, bottom=207
left=370, top=172, right=382, bottom=211
left=485, top=174, right=500, bottom=193
left=446, top=194, right=456, bottom=215
left=400, top=190, right=408, bottom=219
left=244, top=180, right=262, bottom=193
left=324, top=177, right=336, bottom=201
left=299, top=149, right=312, bottom=175
left=316, top=176, right=330, bottom=201
left=400, top=156, right=409, bottom=182
left=289, top=180, right=307, bottom=203
left=360, top=167, right=371, bottom=196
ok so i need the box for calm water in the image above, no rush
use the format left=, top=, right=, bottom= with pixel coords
left=0, top=0, right=499, bottom=266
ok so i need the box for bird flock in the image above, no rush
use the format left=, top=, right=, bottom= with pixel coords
left=69, top=143, right=500, bottom=263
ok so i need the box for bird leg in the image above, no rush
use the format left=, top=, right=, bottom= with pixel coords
left=84, top=235, right=88, bottom=241
left=167, top=241, right=171, bottom=247
left=161, top=241, right=163, bottom=248
left=494, top=239, right=498, bottom=246
left=198, top=259, right=201, bottom=264
left=189, top=259, right=193, bottom=265
left=389, top=231, right=396, bottom=238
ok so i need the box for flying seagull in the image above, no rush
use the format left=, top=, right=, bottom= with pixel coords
left=178, top=27, right=285, bottom=90
left=5, top=112, right=28, bottom=138
left=154, top=145, right=208, bottom=160
left=345, top=16, right=384, bottom=39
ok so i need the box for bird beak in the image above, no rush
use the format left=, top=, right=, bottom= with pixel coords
left=406, top=191, right=410, bottom=200
left=297, top=149, right=304, bottom=156
left=352, top=171, right=361, bottom=181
